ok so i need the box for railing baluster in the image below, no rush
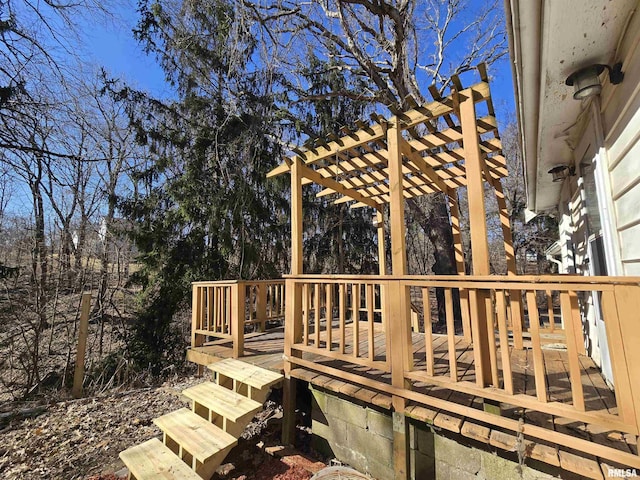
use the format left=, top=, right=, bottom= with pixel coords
left=495, top=290, right=513, bottom=394
left=352, top=283, right=360, bottom=358
left=485, top=290, right=499, bottom=387
left=225, top=286, right=231, bottom=334
left=422, top=287, right=434, bottom=376
left=560, top=291, right=584, bottom=411
left=339, top=283, right=346, bottom=354
left=526, top=290, right=547, bottom=402
left=303, top=283, right=309, bottom=346
left=444, top=288, right=457, bottom=381
left=314, top=283, right=321, bottom=348
left=326, top=283, right=333, bottom=351
left=546, top=289, right=555, bottom=332
left=367, top=283, right=375, bottom=361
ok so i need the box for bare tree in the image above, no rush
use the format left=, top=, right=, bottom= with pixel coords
left=240, top=0, right=507, bottom=320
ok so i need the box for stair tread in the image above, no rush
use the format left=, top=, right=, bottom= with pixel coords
left=183, top=381, right=262, bottom=421
left=153, top=408, right=237, bottom=464
left=207, top=358, right=283, bottom=390
left=119, top=438, right=201, bottom=480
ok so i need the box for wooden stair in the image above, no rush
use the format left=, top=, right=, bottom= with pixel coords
left=119, top=359, right=283, bottom=479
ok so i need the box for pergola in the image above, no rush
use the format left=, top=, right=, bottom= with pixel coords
left=268, top=64, right=522, bottom=394
left=268, top=64, right=516, bottom=280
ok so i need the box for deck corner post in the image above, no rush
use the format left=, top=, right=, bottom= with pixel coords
left=392, top=410, right=410, bottom=480
left=231, top=282, right=245, bottom=358
left=281, top=375, right=297, bottom=446
left=191, top=283, right=203, bottom=349
left=283, top=278, right=303, bottom=446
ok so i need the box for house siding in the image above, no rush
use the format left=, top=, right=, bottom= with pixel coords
left=603, top=8, right=640, bottom=276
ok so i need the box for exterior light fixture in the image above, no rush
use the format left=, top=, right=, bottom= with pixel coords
left=565, top=63, right=624, bottom=100
left=548, top=164, right=575, bottom=182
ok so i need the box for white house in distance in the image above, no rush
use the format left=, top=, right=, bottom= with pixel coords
left=504, top=0, right=640, bottom=385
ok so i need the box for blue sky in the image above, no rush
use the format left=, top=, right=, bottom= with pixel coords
left=80, top=2, right=516, bottom=125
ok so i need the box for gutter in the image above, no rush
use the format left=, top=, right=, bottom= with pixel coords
left=503, top=0, right=543, bottom=212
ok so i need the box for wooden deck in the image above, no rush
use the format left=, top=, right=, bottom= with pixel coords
left=188, top=322, right=638, bottom=476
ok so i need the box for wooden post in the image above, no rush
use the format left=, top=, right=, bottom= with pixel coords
left=387, top=121, right=411, bottom=480
left=447, top=188, right=472, bottom=343
left=282, top=279, right=302, bottom=445
left=191, top=284, right=203, bottom=349
left=386, top=280, right=412, bottom=480
left=72, top=293, right=91, bottom=399
left=387, top=121, right=407, bottom=276
left=492, top=179, right=524, bottom=349
left=231, top=282, right=245, bottom=358
left=460, top=89, right=492, bottom=387
left=283, top=156, right=304, bottom=445
left=257, top=283, right=267, bottom=332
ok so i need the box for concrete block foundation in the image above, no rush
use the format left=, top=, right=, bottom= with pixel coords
left=310, top=385, right=570, bottom=480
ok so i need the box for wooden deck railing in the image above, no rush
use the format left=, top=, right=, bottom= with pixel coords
left=191, top=279, right=285, bottom=357
left=284, top=274, right=640, bottom=467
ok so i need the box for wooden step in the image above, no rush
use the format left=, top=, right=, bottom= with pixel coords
left=183, top=381, right=262, bottom=437
left=154, top=408, right=237, bottom=479
left=119, top=437, right=201, bottom=480
left=207, top=358, right=283, bottom=402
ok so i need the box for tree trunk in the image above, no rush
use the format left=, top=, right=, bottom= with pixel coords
left=408, top=194, right=462, bottom=327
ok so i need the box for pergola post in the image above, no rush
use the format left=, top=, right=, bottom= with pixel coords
left=460, top=89, right=493, bottom=388
left=447, top=188, right=472, bottom=343
left=283, top=157, right=303, bottom=445
left=387, top=120, right=412, bottom=480
left=493, top=180, right=524, bottom=349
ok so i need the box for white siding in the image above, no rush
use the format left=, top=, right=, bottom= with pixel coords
left=603, top=9, right=640, bottom=276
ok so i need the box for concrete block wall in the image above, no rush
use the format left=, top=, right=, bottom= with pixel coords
left=311, top=386, right=395, bottom=480
left=310, top=385, right=563, bottom=480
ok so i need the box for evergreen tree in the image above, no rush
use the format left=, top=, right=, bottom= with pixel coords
left=113, top=0, right=289, bottom=371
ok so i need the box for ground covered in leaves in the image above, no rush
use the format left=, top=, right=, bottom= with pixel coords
left=0, top=375, right=327, bottom=480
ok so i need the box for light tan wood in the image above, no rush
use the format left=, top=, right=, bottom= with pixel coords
left=339, top=283, right=346, bottom=354
left=119, top=438, right=202, bottom=480
left=352, top=283, right=360, bottom=358
left=366, top=283, right=375, bottom=361
left=460, top=89, right=490, bottom=276
left=559, top=291, right=585, bottom=412
left=72, top=292, right=91, bottom=399
left=207, top=358, right=283, bottom=390
left=232, top=284, right=244, bottom=358
left=611, top=285, right=640, bottom=433
left=325, top=284, right=332, bottom=352
left=314, top=283, right=321, bottom=349
left=191, top=285, right=203, bottom=348
left=444, top=288, right=457, bottom=381
left=484, top=292, right=499, bottom=388
left=183, top=381, right=262, bottom=422
left=376, top=210, right=386, bottom=275
left=422, top=287, right=435, bottom=376
left=153, top=408, right=237, bottom=465
left=291, top=158, right=303, bottom=274
left=447, top=189, right=472, bottom=343
left=526, top=290, right=548, bottom=403
left=495, top=290, right=513, bottom=394
left=387, top=121, right=408, bottom=276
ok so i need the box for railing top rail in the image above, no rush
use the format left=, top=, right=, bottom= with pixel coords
left=192, top=280, right=240, bottom=286
left=192, top=279, right=285, bottom=287
left=283, top=274, right=640, bottom=287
